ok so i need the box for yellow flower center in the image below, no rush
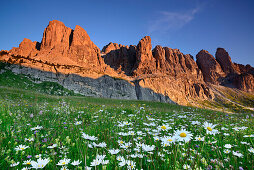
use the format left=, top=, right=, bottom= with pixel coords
left=120, top=141, right=123, bottom=144
left=161, top=126, right=167, bottom=130
left=27, top=162, right=31, bottom=165
left=21, top=148, right=24, bottom=150
left=167, top=139, right=173, bottom=142
left=62, top=162, right=66, bottom=165
left=207, top=127, right=212, bottom=131
left=180, top=132, right=187, bottom=137
left=198, top=138, right=201, bottom=140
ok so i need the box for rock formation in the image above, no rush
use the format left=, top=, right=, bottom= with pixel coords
left=1, top=20, right=253, bottom=106
left=215, top=48, right=238, bottom=74
left=196, top=50, right=225, bottom=84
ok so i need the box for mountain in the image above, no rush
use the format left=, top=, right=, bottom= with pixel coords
left=0, top=20, right=253, bottom=112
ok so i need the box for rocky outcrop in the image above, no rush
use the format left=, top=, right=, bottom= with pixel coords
left=234, top=73, right=254, bottom=92
left=196, top=50, right=225, bottom=84
left=133, top=36, right=156, bottom=75
left=10, top=38, right=39, bottom=57
left=1, top=20, right=253, bottom=107
left=102, top=43, right=136, bottom=75
left=215, top=48, right=238, bottom=74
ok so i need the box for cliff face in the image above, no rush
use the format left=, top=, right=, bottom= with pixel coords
left=1, top=20, right=253, bottom=106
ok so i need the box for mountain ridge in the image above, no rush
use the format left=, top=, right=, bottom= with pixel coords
left=0, top=20, right=253, bottom=108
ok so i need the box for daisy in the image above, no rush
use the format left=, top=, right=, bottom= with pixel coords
left=71, top=160, right=82, bottom=166
left=74, top=121, right=82, bottom=125
left=31, top=125, right=43, bottom=131
left=23, top=159, right=32, bottom=165
left=232, top=151, right=243, bottom=158
left=25, top=137, right=34, bottom=142
left=47, top=144, right=57, bottom=149
left=224, top=149, right=231, bottom=154
left=142, top=144, right=155, bottom=152
left=248, top=148, right=254, bottom=153
left=203, top=122, right=218, bottom=135
left=15, top=144, right=29, bottom=151
left=158, top=124, right=171, bottom=131
left=195, top=136, right=205, bottom=141
left=174, top=129, right=193, bottom=142
left=30, top=158, right=50, bottom=169
left=108, top=149, right=120, bottom=155
left=224, top=144, right=232, bottom=149
left=161, top=136, right=176, bottom=144
left=10, top=161, right=19, bottom=167
left=57, top=158, right=71, bottom=166
left=61, top=167, right=69, bottom=170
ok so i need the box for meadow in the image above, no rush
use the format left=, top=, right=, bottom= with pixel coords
left=0, top=86, right=253, bottom=170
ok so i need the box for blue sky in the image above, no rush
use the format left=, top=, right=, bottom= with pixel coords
left=1, top=0, right=254, bottom=66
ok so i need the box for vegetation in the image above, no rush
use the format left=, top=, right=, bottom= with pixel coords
left=0, top=86, right=253, bottom=169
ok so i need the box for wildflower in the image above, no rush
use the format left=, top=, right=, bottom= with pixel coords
left=71, top=160, right=82, bottom=166
left=57, top=158, right=71, bottom=166
left=108, top=149, right=120, bottom=155
left=47, top=144, right=57, bottom=149
left=74, top=121, right=82, bottom=125
left=61, top=167, right=69, bottom=170
left=224, top=144, right=232, bottom=149
left=203, top=122, right=218, bottom=135
left=195, top=136, right=205, bottom=141
left=142, top=144, right=155, bottom=152
left=10, top=161, right=19, bottom=167
left=232, top=151, right=243, bottom=158
left=23, top=159, right=32, bottom=165
left=224, top=149, right=231, bottom=154
left=31, top=125, right=43, bottom=131
left=30, top=158, right=50, bottom=169
left=15, top=144, right=29, bottom=151
left=158, top=124, right=171, bottom=131
left=174, top=129, right=193, bottom=142
left=248, top=148, right=254, bottom=153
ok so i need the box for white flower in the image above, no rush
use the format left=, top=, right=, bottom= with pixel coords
left=47, top=144, right=57, bottom=149
left=81, top=133, right=98, bottom=141
left=31, top=125, right=43, bottom=131
left=232, top=151, right=243, bottom=158
left=224, top=144, right=232, bottom=149
left=195, top=136, right=205, bottom=141
left=10, top=161, right=19, bottom=167
left=243, top=134, right=254, bottom=137
left=203, top=122, right=218, bottom=135
left=90, top=159, right=101, bottom=166
left=60, top=166, right=69, bottom=170
left=183, top=164, right=191, bottom=169
left=15, top=144, right=29, bottom=151
left=224, top=149, right=231, bottom=154
left=74, top=121, right=82, bottom=125
left=57, top=158, right=71, bottom=166
left=31, top=158, right=50, bottom=169
left=158, top=124, right=171, bottom=131
left=248, top=148, right=254, bottom=153
left=191, top=121, right=200, bottom=125
left=71, top=160, right=82, bottom=166
left=174, top=129, right=193, bottom=142
left=142, top=144, right=155, bottom=152
left=108, top=149, right=120, bottom=155
left=25, top=137, right=34, bottom=142
left=101, top=160, right=109, bottom=165
left=23, top=159, right=32, bottom=165
left=126, top=160, right=136, bottom=169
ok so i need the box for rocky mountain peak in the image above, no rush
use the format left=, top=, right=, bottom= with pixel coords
left=40, top=20, right=72, bottom=50
left=196, top=50, right=225, bottom=84
left=215, top=47, right=238, bottom=74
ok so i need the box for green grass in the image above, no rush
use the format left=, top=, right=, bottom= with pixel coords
left=0, top=86, right=253, bottom=169
left=0, top=70, right=79, bottom=96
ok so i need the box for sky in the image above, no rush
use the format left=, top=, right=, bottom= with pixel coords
left=1, top=0, right=254, bottom=66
